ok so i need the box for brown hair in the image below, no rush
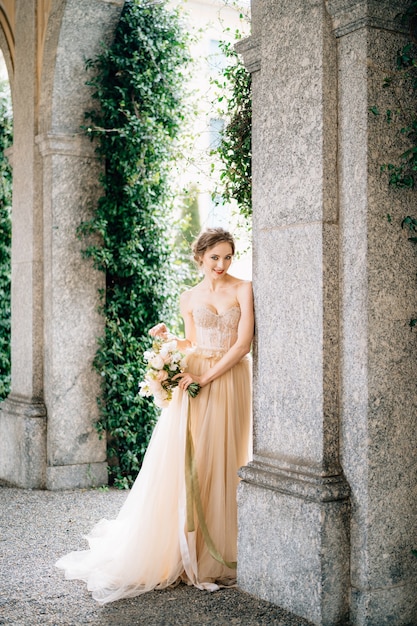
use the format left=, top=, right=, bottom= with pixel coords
left=192, top=228, right=235, bottom=264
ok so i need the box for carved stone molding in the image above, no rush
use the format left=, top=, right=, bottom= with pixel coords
left=235, top=36, right=261, bottom=74
left=326, top=0, right=407, bottom=37
left=36, top=132, right=99, bottom=158
left=0, top=0, right=15, bottom=69
left=1, top=393, right=47, bottom=419
left=239, top=460, right=350, bottom=504
left=0, top=393, right=47, bottom=488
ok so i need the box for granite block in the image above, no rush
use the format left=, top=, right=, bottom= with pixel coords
left=251, top=0, right=337, bottom=230
left=336, top=2, right=417, bottom=620
left=46, top=461, right=108, bottom=490
left=48, top=0, right=124, bottom=135
left=253, top=224, right=339, bottom=473
left=0, top=396, right=46, bottom=488
left=1, top=0, right=123, bottom=488
left=350, top=580, right=417, bottom=626
left=40, top=140, right=106, bottom=468
left=238, top=479, right=350, bottom=626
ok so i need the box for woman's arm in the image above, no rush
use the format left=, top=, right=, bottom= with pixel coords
left=148, top=290, right=195, bottom=351
left=177, top=290, right=196, bottom=350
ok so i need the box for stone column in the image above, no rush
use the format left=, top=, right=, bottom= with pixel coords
left=0, top=1, right=47, bottom=488
left=36, top=0, right=124, bottom=489
left=328, top=1, right=417, bottom=624
left=236, top=1, right=350, bottom=624
left=36, top=133, right=108, bottom=490
left=0, top=0, right=124, bottom=489
left=238, top=0, right=417, bottom=624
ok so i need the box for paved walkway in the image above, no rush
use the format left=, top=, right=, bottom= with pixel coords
left=0, top=486, right=314, bottom=626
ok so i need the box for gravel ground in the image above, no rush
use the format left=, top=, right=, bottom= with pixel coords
left=0, top=486, right=314, bottom=626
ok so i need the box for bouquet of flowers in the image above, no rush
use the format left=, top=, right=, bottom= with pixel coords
left=139, top=337, right=200, bottom=408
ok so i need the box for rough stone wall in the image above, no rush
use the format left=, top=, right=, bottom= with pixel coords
left=238, top=1, right=417, bottom=624
left=237, top=1, right=350, bottom=624
left=333, top=2, right=417, bottom=623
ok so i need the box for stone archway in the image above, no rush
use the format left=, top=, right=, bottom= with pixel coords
left=0, top=0, right=124, bottom=489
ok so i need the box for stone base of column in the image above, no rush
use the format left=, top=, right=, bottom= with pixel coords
left=0, top=395, right=47, bottom=488
left=351, top=581, right=417, bottom=626
left=46, top=461, right=108, bottom=490
left=237, top=461, right=351, bottom=626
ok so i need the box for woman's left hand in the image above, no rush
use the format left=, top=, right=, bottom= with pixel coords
left=173, top=372, right=203, bottom=391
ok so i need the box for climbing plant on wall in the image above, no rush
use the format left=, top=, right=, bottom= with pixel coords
left=0, top=83, right=12, bottom=400
left=213, top=37, right=252, bottom=221
left=80, top=0, right=190, bottom=488
left=371, top=5, right=417, bottom=190
left=370, top=3, right=417, bottom=326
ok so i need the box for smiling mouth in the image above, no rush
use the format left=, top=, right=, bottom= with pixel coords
left=214, top=270, right=224, bottom=274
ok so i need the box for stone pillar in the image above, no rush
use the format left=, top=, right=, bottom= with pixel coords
left=37, top=133, right=108, bottom=490
left=236, top=2, right=350, bottom=624
left=0, top=0, right=124, bottom=489
left=328, top=1, right=417, bottom=624
left=237, top=1, right=417, bottom=624
left=37, top=0, right=124, bottom=489
left=0, top=1, right=47, bottom=488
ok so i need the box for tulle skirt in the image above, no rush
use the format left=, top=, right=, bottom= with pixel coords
left=56, top=351, right=252, bottom=604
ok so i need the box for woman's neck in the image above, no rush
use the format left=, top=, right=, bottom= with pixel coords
left=201, top=274, right=229, bottom=292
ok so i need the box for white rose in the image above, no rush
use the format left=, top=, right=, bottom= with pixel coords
left=154, top=390, right=170, bottom=409
left=149, top=379, right=161, bottom=394
left=171, top=351, right=182, bottom=363
left=150, top=354, right=165, bottom=370
left=143, top=350, right=154, bottom=362
left=160, top=341, right=176, bottom=358
left=138, top=381, right=151, bottom=397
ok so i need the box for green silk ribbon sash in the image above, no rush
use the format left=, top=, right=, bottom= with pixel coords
left=184, top=400, right=237, bottom=571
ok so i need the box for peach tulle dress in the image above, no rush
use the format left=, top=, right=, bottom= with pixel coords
left=56, top=305, right=252, bottom=604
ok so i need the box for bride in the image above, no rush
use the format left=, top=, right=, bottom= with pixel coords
left=56, top=227, right=254, bottom=604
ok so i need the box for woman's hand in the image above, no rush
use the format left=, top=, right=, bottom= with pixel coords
left=148, top=323, right=169, bottom=339
left=173, top=371, right=204, bottom=391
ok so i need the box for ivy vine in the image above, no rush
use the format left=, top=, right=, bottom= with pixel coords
left=370, top=3, right=417, bottom=327
left=213, top=37, right=252, bottom=221
left=0, top=83, right=12, bottom=400
left=80, top=0, right=190, bottom=488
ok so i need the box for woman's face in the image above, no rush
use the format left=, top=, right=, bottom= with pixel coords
left=200, top=241, right=233, bottom=279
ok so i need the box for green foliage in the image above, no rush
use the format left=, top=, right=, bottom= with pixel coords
left=174, top=184, right=200, bottom=291
left=374, top=15, right=417, bottom=189
left=178, top=184, right=201, bottom=249
left=213, top=38, right=252, bottom=221
left=80, top=0, right=190, bottom=488
left=374, top=8, right=417, bottom=331
left=0, top=83, right=12, bottom=400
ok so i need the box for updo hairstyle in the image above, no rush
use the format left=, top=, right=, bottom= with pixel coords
left=192, top=228, right=235, bottom=265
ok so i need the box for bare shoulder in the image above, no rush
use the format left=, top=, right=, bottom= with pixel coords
left=180, top=285, right=201, bottom=312
left=235, top=279, right=253, bottom=296
left=234, top=278, right=252, bottom=288
left=235, top=280, right=253, bottom=309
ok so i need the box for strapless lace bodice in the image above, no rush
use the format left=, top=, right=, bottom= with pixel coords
left=192, top=306, right=240, bottom=354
